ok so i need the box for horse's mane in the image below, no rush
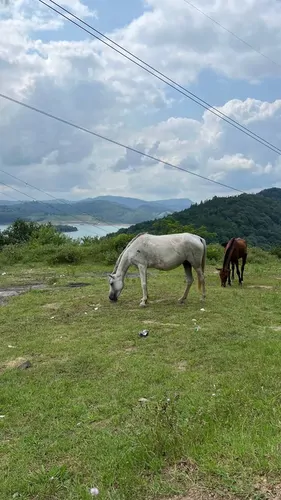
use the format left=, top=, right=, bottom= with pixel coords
left=113, top=232, right=147, bottom=273
left=222, top=237, right=236, bottom=269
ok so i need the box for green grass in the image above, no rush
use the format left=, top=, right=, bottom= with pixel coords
left=1, top=258, right=281, bottom=499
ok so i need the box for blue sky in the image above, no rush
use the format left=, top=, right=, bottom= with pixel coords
left=0, top=0, right=281, bottom=203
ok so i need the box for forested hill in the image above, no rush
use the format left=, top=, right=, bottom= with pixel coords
left=113, top=188, right=281, bottom=249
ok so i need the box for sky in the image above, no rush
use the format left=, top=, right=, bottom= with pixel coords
left=1, top=0, right=281, bottom=205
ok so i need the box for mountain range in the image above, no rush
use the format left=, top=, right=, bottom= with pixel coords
left=113, top=188, right=281, bottom=249
left=0, top=195, right=193, bottom=225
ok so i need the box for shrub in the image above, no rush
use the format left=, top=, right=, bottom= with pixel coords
left=48, top=245, right=83, bottom=265
left=207, top=244, right=224, bottom=264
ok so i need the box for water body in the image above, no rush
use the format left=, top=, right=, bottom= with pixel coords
left=0, top=223, right=128, bottom=239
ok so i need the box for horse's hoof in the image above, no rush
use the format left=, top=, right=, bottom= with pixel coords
left=139, top=302, right=147, bottom=308
left=178, top=298, right=185, bottom=305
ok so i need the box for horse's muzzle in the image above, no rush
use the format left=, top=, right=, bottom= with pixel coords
left=109, top=294, right=117, bottom=302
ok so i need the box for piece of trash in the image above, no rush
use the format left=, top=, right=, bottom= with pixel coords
left=77, top=422, right=82, bottom=426
left=50, top=476, right=54, bottom=481
left=8, top=345, right=16, bottom=348
left=212, top=393, right=216, bottom=397
left=139, top=329, right=149, bottom=337
left=2, top=272, right=6, bottom=276
left=17, top=360, right=32, bottom=370
left=138, top=398, right=149, bottom=403
left=94, top=307, right=99, bottom=311
left=12, top=494, right=19, bottom=499
left=90, top=487, right=99, bottom=496
left=194, top=325, right=201, bottom=332
left=50, top=316, right=55, bottom=320
left=191, top=318, right=197, bottom=323
left=0, top=415, right=5, bottom=419
left=84, top=312, right=88, bottom=315
left=200, top=308, right=205, bottom=312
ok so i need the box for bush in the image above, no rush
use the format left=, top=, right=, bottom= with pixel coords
left=247, top=246, right=274, bottom=264
left=0, top=244, right=24, bottom=265
left=48, top=245, right=83, bottom=265
left=270, top=246, right=281, bottom=259
left=207, top=243, right=224, bottom=264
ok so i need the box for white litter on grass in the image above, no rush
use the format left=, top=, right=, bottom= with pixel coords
left=191, top=318, right=197, bottom=323
left=84, top=312, right=88, bottom=315
left=94, top=307, right=99, bottom=311
left=2, top=272, right=7, bottom=276
left=90, top=487, right=99, bottom=496
left=0, top=415, right=5, bottom=418
left=200, top=308, right=205, bottom=312
left=8, top=345, right=16, bottom=348
left=50, top=316, right=55, bottom=320
left=194, top=325, right=201, bottom=332
left=138, top=398, right=149, bottom=403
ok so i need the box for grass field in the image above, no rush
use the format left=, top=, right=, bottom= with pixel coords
left=1, top=257, right=281, bottom=500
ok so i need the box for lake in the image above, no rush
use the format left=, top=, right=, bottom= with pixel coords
left=0, top=223, right=128, bottom=239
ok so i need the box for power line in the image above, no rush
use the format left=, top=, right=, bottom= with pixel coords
left=0, top=92, right=246, bottom=194
left=38, top=0, right=281, bottom=156
left=182, top=0, right=281, bottom=71
left=0, top=187, right=24, bottom=204
left=0, top=175, right=118, bottom=236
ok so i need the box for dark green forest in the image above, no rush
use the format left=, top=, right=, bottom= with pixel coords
left=112, top=188, right=281, bottom=249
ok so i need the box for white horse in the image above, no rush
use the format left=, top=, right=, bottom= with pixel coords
left=108, top=232, right=206, bottom=307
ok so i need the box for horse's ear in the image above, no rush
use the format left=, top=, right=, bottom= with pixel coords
left=221, top=242, right=227, bottom=248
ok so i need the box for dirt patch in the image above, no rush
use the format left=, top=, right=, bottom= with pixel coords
left=124, top=346, right=137, bottom=354
left=0, top=357, right=31, bottom=374
left=164, top=491, right=231, bottom=500
left=0, top=284, right=47, bottom=305
left=42, top=302, right=61, bottom=310
left=247, top=285, right=273, bottom=289
left=143, top=320, right=181, bottom=327
left=65, top=282, right=91, bottom=288
left=253, top=476, right=281, bottom=499
left=176, top=361, right=187, bottom=372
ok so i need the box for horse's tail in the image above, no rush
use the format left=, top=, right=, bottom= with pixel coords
left=198, top=237, right=207, bottom=291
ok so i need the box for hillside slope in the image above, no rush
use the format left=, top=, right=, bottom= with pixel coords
left=114, top=189, right=281, bottom=248
left=0, top=196, right=192, bottom=225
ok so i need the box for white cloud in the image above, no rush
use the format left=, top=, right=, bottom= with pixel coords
left=0, top=0, right=281, bottom=209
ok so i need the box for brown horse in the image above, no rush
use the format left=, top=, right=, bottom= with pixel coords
left=217, top=237, right=247, bottom=287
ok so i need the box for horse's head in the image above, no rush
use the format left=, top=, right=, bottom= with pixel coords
left=108, top=273, right=124, bottom=302
left=216, top=267, right=230, bottom=287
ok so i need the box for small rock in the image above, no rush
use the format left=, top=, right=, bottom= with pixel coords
left=139, top=329, right=149, bottom=337
left=90, top=487, right=99, bottom=496
left=17, top=360, right=32, bottom=370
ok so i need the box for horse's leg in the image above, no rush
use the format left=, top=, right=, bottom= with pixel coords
left=195, top=267, right=206, bottom=301
left=227, top=263, right=232, bottom=286
left=138, top=264, right=148, bottom=307
left=236, top=261, right=242, bottom=285
left=231, top=262, right=235, bottom=280
left=240, top=253, right=247, bottom=284
left=178, top=261, right=194, bottom=304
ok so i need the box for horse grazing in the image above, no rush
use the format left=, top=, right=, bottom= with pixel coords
left=217, top=237, right=247, bottom=287
left=108, top=232, right=206, bottom=307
